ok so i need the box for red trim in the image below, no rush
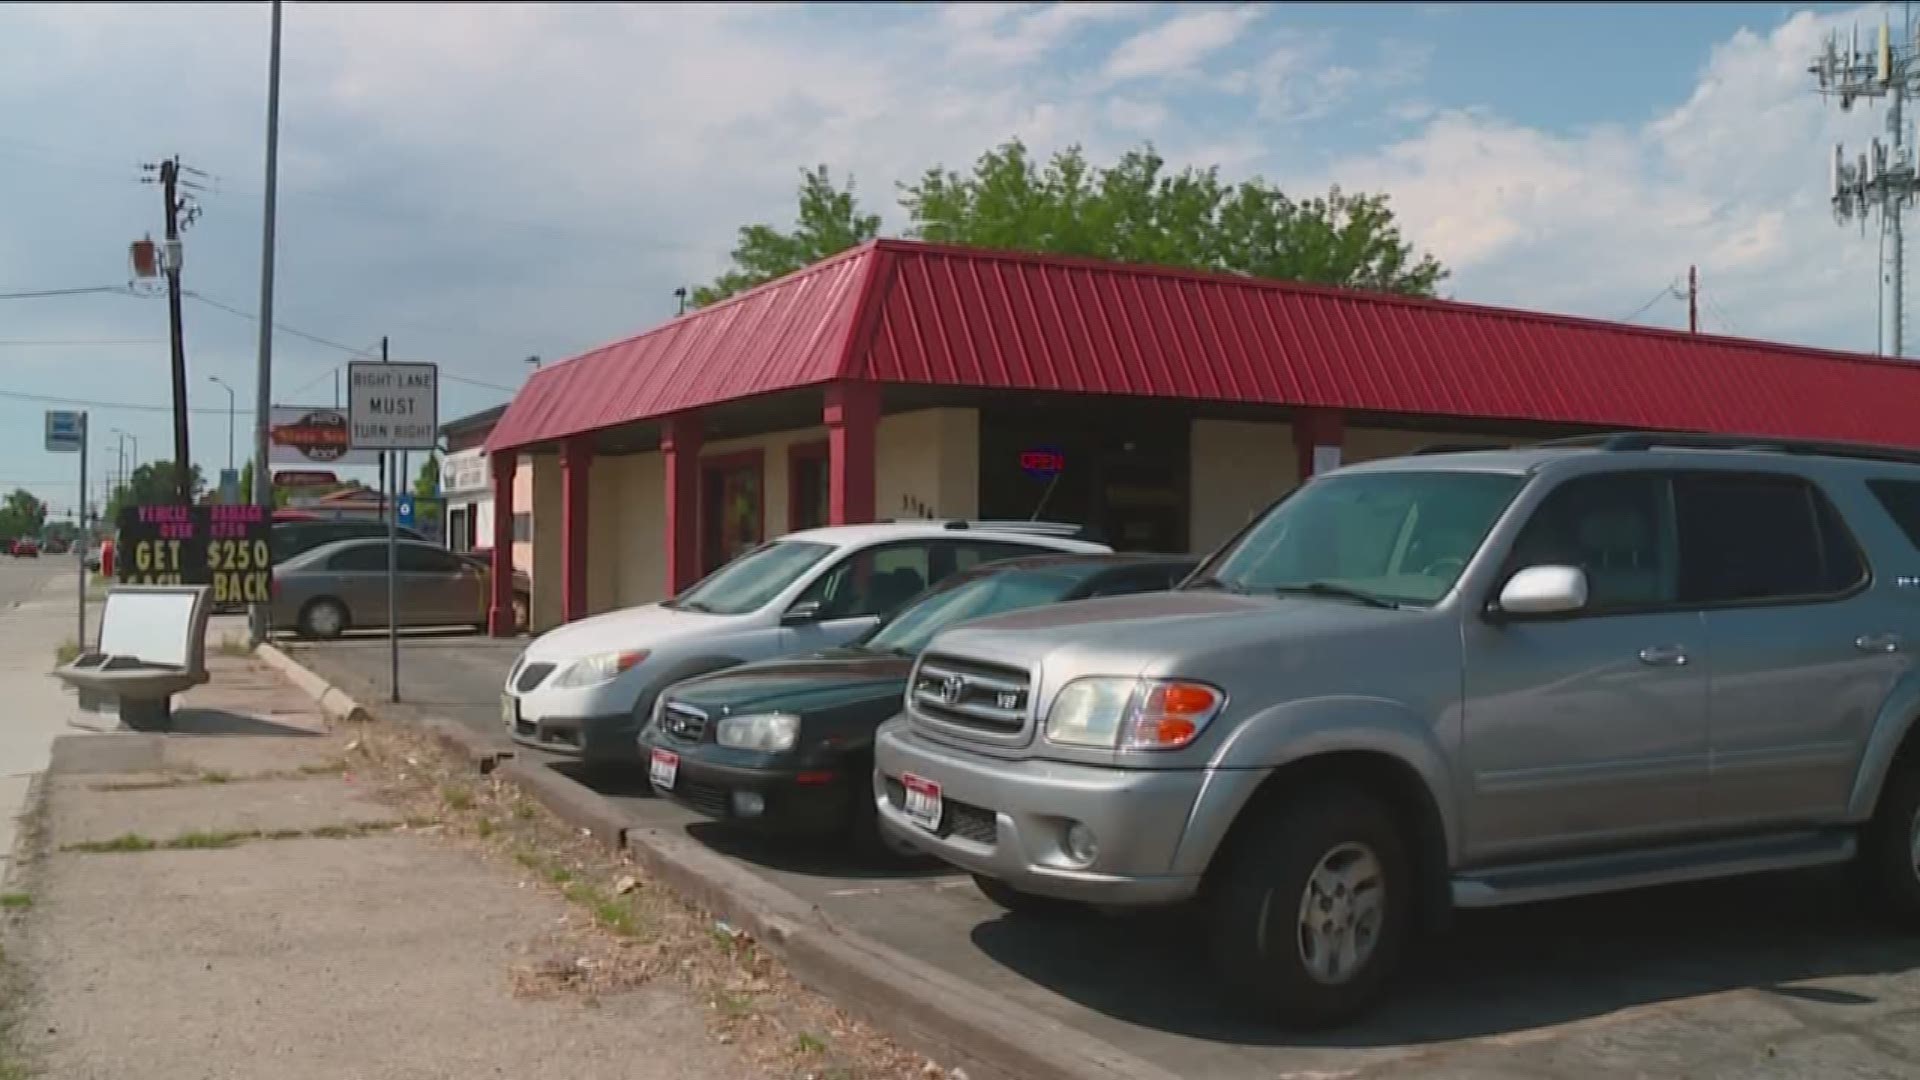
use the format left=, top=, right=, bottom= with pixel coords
left=487, top=454, right=518, bottom=636
left=560, top=436, right=592, bottom=622
left=700, top=448, right=766, bottom=576
left=1293, top=408, right=1346, bottom=482
left=824, top=381, right=878, bottom=525
left=661, top=413, right=703, bottom=594
left=787, top=439, right=830, bottom=532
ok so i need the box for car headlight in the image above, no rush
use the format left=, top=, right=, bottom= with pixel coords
left=1043, top=677, right=1223, bottom=751
left=715, top=712, right=800, bottom=752
left=552, top=650, right=649, bottom=689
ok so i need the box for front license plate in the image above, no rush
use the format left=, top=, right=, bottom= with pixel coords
left=650, top=748, right=679, bottom=791
left=501, top=694, right=517, bottom=728
left=901, top=772, right=943, bottom=832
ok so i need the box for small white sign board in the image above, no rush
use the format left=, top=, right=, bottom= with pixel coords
left=347, top=361, right=439, bottom=450
left=1311, top=444, right=1343, bottom=476
left=45, top=410, right=83, bottom=453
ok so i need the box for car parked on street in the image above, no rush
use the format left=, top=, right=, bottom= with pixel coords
left=641, top=552, right=1197, bottom=857
left=10, top=538, right=39, bottom=558
left=271, top=537, right=529, bottom=638
left=503, top=520, right=1110, bottom=765
left=877, top=433, right=1920, bottom=1029
left=270, top=519, right=425, bottom=564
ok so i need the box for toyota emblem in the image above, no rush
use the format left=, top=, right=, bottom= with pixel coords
left=940, top=674, right=968, bottom=704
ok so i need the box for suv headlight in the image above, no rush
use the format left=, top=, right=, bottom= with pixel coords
left=1043, top=677, right=1224, bottom=751
left=715, top=712, right=800, bottom=752
left=552, top=650, right=648, bottom=689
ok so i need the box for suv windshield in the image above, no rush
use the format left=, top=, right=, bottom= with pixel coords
left=862, top=567, right=1083, bottom=656
left=666, top=541, right=833, bottom=615
left=1198, top=470, right=1524, bottom=606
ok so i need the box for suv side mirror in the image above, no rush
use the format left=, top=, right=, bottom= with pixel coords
left=1493, top=565, right=1588, bottom=618
left=781, top=600, right=823, bottom=626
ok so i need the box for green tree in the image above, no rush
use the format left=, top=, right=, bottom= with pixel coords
left=0, top=489, right=47, bottom=541
left=414, top=453, right=440, bottom=499
left=105, top=462, right=205, bottom=526
left=691, top=165, right=883, bottom=306
left=900, top=140, right=1446, bottom=296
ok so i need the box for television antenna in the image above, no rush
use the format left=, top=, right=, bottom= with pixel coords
left=1812, top=9, right=1920, bottom=356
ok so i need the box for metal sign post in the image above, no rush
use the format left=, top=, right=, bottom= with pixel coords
left=46, top=411, right=87, bottom=647
left=346, top=354, right=437, bottom=704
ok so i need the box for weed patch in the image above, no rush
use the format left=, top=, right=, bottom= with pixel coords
left=439, top=784, right=473, bottom=811
left=63, top=834, right=155, bottom=854
left=166, top=830, right=259, bottom=850
left=0, top=894, right=29, bottom=911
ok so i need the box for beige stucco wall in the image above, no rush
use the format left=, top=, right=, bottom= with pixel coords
left=1189, top=419, right=1299, bottom=554
left=529, top=453, right=564, bottom=632
left=877, top=408, right=979, bottom=521
left=510, top=453, right=535, bottom=575
left=1343, top=427, right=1504, bottom=464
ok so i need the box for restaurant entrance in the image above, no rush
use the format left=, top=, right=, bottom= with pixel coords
left=977, top=404, right=1188, bottom=552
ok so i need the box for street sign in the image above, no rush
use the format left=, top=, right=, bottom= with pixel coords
left=396, top=495, right=415, bottom=529
left=218, top=468, right=240, bottom=504
left=273, top=469, right=339, bottom=488
left=115, top=504, right=272, bottom=604
left=347, top=361, right=438, bottom=450
left=45, top=411, right=83, bottom=453
left=269, top=405, right=378, bottom=465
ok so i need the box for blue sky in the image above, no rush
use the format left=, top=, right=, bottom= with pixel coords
left=0, top=1, right=1900, bottom=517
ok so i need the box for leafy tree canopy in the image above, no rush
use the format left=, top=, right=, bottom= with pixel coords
left=0, top=489, right=47, bottom=541
left=105, top=462, right=205, bottom=525
left=689, top=165, right=882, bottom=307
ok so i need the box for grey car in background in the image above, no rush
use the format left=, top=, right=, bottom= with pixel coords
left=272, top=537, right=529, bottom=638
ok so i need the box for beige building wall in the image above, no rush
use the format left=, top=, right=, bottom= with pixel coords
left=510, top=454, right=534, bottom=575
left=585, top=454, right=623, bottom=615
left=877, top=408, right=979, bottom=521
left=1189, top=418, right=1299, bottom=554
left=607, top=451, right=667, bottom=609
left=529, top=453, right=564, bottom=632
left=1343, top=427, right=1504, bottom=464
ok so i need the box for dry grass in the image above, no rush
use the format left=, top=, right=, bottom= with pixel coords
left=52, top=640, right=78, bottom=667
left=339, top=718, right=945, bottom=1079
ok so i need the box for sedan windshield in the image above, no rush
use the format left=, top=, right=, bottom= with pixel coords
left=1196, top=471, right=1524, bottom=606
left=862, top=568, right=1083, bottom=656
left=667, top=541, right=833, bottom=615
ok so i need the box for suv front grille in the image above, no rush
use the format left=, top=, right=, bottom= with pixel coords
left=911, top=654, right=1032, bottom=742
left=657, top=700, right=710, bottom=744
left=514, top=662, right=555, bottom=692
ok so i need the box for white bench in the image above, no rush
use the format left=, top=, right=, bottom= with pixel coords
left=55, top=585, right=213, bottom=732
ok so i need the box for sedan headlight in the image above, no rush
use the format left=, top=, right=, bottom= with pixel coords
left=552, top=649, right=649, bottom=689
left=1043, top=677, right=1224, bottom=751
left=715, top=712, right=800, bottom=752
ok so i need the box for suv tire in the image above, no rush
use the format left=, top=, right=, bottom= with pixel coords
left=971, top=873, right=1082, bottom=917
left=1208, top=782, right=1412, bottom=1029
left=1861, top=753, right=1920, bottom=922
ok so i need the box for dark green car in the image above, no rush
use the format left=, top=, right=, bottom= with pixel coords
left=639, top=552, right=1196, bottom=857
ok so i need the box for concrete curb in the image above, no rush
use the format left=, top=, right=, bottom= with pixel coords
left=249, top=643, right=1179, bottom=1080
left=2, top=770, right=49, bottom=890
left=254, top=643, right=368, bottom=723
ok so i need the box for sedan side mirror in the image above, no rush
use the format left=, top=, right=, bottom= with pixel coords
left=1493, top=565, right=1588, bottom=618
left=781, top=600, right=823, bottom=626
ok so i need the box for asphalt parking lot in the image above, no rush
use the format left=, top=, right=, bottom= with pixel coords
left=287, top=630, right=1920, bottom=1078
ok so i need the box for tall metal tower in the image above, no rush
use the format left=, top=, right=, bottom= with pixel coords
left=1812, top=12, right=1920, bottom=357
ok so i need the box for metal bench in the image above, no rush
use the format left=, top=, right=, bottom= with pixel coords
left=55, top=584, right=213, bottom=732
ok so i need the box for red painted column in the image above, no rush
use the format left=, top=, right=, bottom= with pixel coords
left=487, top=451, right=518, bottom=637
left=661, top=413, right=703, bottom=594
left=825, top=381, right=879, bottom=525
left=561, top=435, right=592, bottom=622
left=1293, top=408, right=1346, bottom=482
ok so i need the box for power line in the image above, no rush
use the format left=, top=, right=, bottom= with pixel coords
left=182, top=291, right=377, bottom=356
left=1702, top=294, right=1741, bottom=336
left=0, top=386, right=254, bottom=417
left=0, top=338, right=164, bottom=348
left=0, top=285, right=136, bottom=301
left=1611, top=280, right=1679, bottom=324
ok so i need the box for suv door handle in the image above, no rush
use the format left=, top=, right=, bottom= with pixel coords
left=1637, top=645, right=1690, bottom=667
left=1855, top=633, right=1903, bottom=654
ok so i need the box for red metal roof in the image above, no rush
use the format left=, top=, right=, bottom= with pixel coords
left=488, top=238, right=1920, bottom=452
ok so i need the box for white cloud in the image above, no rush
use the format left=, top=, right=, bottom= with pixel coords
left=1102, top=5, right=1261, bottom=84
left=1106, top=96, right=1170, bottom=132
left=944, top=2, right=1146, bottom=67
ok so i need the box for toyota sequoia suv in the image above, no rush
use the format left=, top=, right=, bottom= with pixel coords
left=876, top=433, right=1920, bottom=1028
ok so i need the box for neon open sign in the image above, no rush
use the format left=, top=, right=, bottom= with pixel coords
left=1020, top=447, right=1066, bottom=478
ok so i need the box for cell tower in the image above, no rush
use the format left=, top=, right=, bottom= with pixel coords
left=1811, top=11, right=1920, bottom=356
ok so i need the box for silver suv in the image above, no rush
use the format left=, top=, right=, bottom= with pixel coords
left=875, top=434, right=1920, bottom=1027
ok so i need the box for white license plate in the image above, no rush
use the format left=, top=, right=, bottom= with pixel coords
left=650, top=748, right=679, bottom=791
left=901, top=772, right=943, bottom=832
left=501, top=694, right=517, bottom=728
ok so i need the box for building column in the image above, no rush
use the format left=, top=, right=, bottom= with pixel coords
left=487, top=452, right=518, bottom=637
left=825, top=381, right=878, bottom=524
left=1293, top=408, right=1346, bottom=482
left=561, top=435, right=592, bottom=623
left=661, top=412, right=703, bottom=594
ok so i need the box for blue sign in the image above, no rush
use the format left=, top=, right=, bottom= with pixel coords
left=397, top=495, right=416, bottom=529
left=45, top=410, right=83, bottom=453
left=1020, top=445, right=1065, bottom=478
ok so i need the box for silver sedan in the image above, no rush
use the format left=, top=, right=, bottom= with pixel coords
left=272, top=537, right=529, bottom=639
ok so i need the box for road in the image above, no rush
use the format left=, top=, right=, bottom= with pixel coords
left=290, top=629, right=1920, bottom=1079
left=0, top=553, right=91, bottom=879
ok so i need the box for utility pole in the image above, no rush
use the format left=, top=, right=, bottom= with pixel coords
left=250, top=0, right=283, bottom=646
left=1813, top=13, right=1920, bottom=357
left=144, top=156, right=201, bottom=500
left=1687, top=265, right=1698, bottom=333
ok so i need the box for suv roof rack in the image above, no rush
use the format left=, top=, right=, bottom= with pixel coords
left=876, top=518, right=1092, bottom=538
left=1537, top=431, right=1920, bottom=468
left=1411, top=442, right=1508, bottom=455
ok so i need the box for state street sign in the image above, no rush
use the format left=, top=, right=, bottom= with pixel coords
left=347, top=361, right=438, bottom=451
left=45, top=410, right=83, bottom=453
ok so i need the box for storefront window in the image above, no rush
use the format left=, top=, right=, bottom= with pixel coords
left=702, top=454, right=765, bottom=575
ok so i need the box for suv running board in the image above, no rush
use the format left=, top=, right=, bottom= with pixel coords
left=1450, top=828, right=1858, bottom=909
